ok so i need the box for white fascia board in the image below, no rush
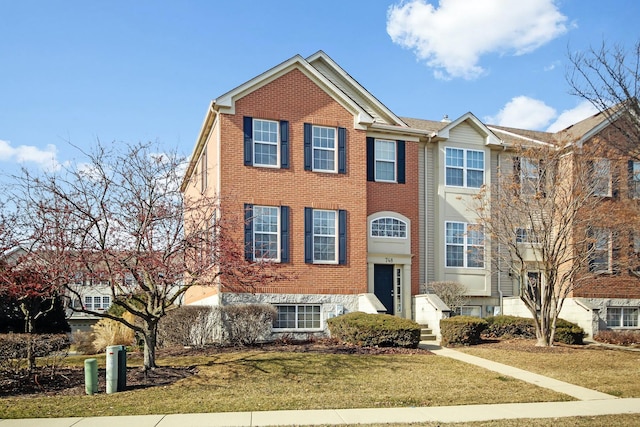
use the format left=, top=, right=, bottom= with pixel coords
left=487, top=126, right=555, bottom=148
left=306, top=50, right=408, bottom=128
left=368, top=122, right=432, bottom=142
left=180, top=102, right=217, bottom=192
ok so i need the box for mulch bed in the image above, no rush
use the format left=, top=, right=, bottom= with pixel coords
left=1, top=338, right=432, bottom=397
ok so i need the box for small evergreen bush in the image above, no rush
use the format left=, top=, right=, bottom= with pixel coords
left=440, top=316, right=487, bottom=346
left=484, top=315, right=535, bottom=339
left=554, top=318, right=584, bottom=345
left=327, top=312, right=421, bottom=348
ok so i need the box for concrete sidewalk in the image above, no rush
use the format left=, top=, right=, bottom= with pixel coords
left=2, top=399, right=639, bottom=427
left=2, top=343, right=639, bottom=426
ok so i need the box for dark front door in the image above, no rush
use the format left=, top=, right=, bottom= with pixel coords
left=374, top=264, right=394, bottom=315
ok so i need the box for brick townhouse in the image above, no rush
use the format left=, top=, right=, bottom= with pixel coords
left=181, top=51, right=640, bottom=336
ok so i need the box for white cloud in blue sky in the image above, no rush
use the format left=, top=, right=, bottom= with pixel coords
left=0, top=140, right=61, bottom=171
left=546, top=101, right=598, bottom=132
left=387, top=0, right=570, bottom=80
left=485, top=96, right=557, bottom=129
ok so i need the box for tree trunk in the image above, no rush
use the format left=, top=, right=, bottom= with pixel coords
left=141, top=320, right=158, bottom=371
left=21, top=304, right=37, bottom=373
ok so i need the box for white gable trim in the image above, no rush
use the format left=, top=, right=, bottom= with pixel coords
left=306, top=51, right=408, bottom=128
left=212, top=54, right=374, bottom=129
left=438, top=112, right=502, bottom=146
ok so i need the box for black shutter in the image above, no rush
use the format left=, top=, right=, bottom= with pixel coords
left=587, top=227, right=595, bottom=272
left=366, top=137, right=375, bottom=181
left=338, top=127, right=346, bottom=174
left=629, top=160, right=635, bottom=198
left=280, top=206, right=290, bottom=263
left=612, top=231, right=621, bottom=274
left=304, top=207, right=313, bottom=263
left=244, top=204, right=253, bottom=261
left=338, top=210, right=347, bottom=265
left=397, top=140, right=405, bottom=184
left=280, top=121, right=289, bottom=169
left=304, top=123, right=312, bottom=171
left=243, top=117, right=253, bottom=166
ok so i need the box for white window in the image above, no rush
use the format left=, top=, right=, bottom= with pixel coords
left=375, top=140, right=396, bottom=182
left=371, top=217, right=407, bottom=238
left=630, top=161, right=640, bottom=198
left=445, top=222, right=484, bottom=268
left=607, top=307, right=639, bottom=328
left=312, top=126, right=336, bottom=172
left=590, top=228, right=612, bottom=273
left=84, top=296, right=111, bottom=311
left=520, top=158, right=542, bottom=196
left=253, top=119, right=279, bottom=167
left=313, top=210, right=337, bottom=262
left=274, top=305, right=321, bottom=329
left=591, top=158, right=611, bottom=196
left=445, top=148, right=484, bottom=188
left=516, top=228, right=538, bottom=244
left=253, top=206, right=280, bottom=262
left=457, top=306, right=482, bottom=317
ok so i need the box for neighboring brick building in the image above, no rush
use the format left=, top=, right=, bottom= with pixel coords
left=181, top=51, right=640, bottom=336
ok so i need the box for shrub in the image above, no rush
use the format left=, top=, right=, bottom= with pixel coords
left=440, top=316, right=487, bottom=346
left=554, top=318, right=584, bottom=345
left=0, top=334, right=70, bottom=379
left=482, top=315, right=584, bottom=344
left=72, top=330, right=97, bottom=354
left=484, top=315, right=536, bottom=339
left=327, top=312, right=421, bottom=348
left=158, top=305, right=220, bottom=348
left=594, top=329, right=640, bottom=346
left=222, top=304, right=277, bottom=346
left=91, top=312, right=136, bottom=353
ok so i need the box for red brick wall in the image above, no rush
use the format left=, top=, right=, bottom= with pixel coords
left=367, top=141, right=421, bottom=295
left=218, top=68, right=369, bottom=295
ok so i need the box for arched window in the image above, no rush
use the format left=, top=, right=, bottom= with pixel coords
left=371, top=217, right=407, bottom=238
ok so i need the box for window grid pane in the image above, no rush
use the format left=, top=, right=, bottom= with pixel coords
left=446, top=222, right=484, bottom=268
left=254, top=206, right=279, bottom=261
left=313, top=210, right=336, bottom=262
left=274, top=305, right=321, bottom=329
left=253, top=120, right=278, bottom=166
left=312, top=126, right=336, bottom=171
left=371, top=217, right=407, bottom=238
left=374, top=140, right=396, bottom=181
left=445, top=148, right=484, bottom=188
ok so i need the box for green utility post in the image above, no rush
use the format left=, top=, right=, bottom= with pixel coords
left=84, top=358, right=98, bottom=395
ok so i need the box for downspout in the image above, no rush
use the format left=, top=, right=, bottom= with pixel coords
left=424, top=135, right=432, bottom=292
left=497, top=145, right=506, bottom=314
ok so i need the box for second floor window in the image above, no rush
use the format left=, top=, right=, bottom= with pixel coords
left=589, top=228, right=612, bottom=273
left=445, top=148, right=484, bottom=188
left=244, top=204, right=289, bottom=263
left=445, top=222, right=484, bottom=268
left=304, top=208, right=346, bottom=264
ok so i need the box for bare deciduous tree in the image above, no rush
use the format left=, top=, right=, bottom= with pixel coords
left=473, top=142, right=632, bottom=346
left=17, top=141, right=285, bottom=371
left=427, top=281, right=469, bottom=314
left=567, top=39, right=640, bottom=158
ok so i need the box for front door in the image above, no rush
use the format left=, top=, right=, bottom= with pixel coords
left=374, top=264, right=394, bottom=315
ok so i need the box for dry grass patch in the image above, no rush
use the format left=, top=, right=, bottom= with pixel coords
left=0, top=349, right=571, bottom=419
left=458, top=339, right=640, bottom=397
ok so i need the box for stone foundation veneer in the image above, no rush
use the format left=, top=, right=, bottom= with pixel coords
left=220, top=292, right=360, bottom=338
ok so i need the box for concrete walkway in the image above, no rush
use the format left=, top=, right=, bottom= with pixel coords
left=1, top=343, right=639, bottom=426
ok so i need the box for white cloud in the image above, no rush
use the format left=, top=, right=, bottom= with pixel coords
left=546, top=101, right=598, bottom=132
left=386, top=0, right=569, bottom=80
left=486, top=96, right=557, bottom=130
left=0, top=139, right=62, bottom=172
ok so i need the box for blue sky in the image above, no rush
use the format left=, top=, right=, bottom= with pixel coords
left=1, top=0, right=638, bottom=175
